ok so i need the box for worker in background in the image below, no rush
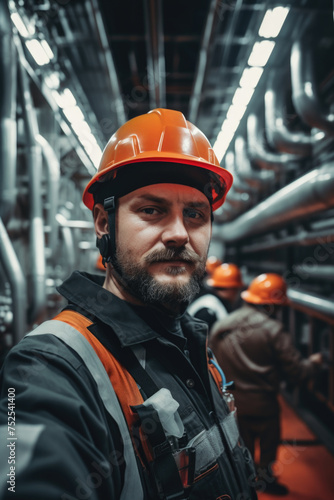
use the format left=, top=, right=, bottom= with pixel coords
left=0, top=109, right=257, bottom=500
left=188, top=262, right=244, bottom=330
left=209, top=273, right=322, bottom=496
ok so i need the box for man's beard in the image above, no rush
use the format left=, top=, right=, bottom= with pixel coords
left=110, top=246, right=206, bottom=312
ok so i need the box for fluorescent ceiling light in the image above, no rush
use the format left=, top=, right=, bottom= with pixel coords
left=63, top=105, right=85, bottom=124
left=72, top=121, right=91, bottom=136
left=258, top=7, right=290, bottom=38
left=239, top=67, right=263, bottom=88
left=213, top=131, right=228, bottom=163
left=44, top=72, right=60, bottom=89
left=25, top=39, right=51, bottom=66
left=40, top=39, right=54, bottom=60
left=52, top=88, right=76, bottom=108
left=213, top=129, right=233, bottom=163
left=11, top=12, right=29, bottom=37
left=248, top=40, right=275, bottom=67
left=232, top=87, right=255, bottom=107
left=226, top=104, right=246, bottom=127
left=89, top=145, right=103, bottom=168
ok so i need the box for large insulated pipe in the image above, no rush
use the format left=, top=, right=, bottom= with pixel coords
left=265, top=73, right=324, bottom=156
left=288, top=288, right=334, bottom=319
left=224, top=151, right=253, bottom=194
left=0, top=218, right=27, bottom=343
left=36, top=135, right=60, bottom=258
left=18, top=62, right=46, bottom=324
left=291, top=37, right=334, bottom=137
left=235, top=136, right=275, bottom=191
left=0, top=2, right=17, bottom=224
left=247, top=113, right=301, bottom=171
left=218, top=162, right=334, bottom=242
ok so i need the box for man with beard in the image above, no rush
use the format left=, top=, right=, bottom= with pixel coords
left=0, top=109, right=257, bottom=500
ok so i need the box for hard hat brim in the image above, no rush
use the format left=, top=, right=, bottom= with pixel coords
left=83, top=155, right=233, bottom=211
left=241, top=290, right=290, bottom=305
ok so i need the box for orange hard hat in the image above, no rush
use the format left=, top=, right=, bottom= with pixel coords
left=206, top=256, right=223, bottom=275
left=241, top=273, right=288, bottom=305
left=82, top=108, right=233, bottom=211
left=207, top=263, right=244, bottom=288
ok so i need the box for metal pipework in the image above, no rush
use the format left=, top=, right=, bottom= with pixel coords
left=18, top=62, right=46, bottom=325
left=0, top=1, right=17, bottom=224
left=36, top=135, right=60, bottom=259
left=143, top=0, right=166, bottom=109
left=218, top=162, right=334, bottom=242
left=224, top=151, right=254, bottom=194
left=56, top=214, right=76, bottom=277
left=247, top=113, right=301, bottom=171
left=265, top=73, right=324, bottom=156
left=0, top=218, right=27, bottom=343
left=225, top=189, right=251, bottom=210
left=288, top=288, right=334, bottom=319
left=291, top=37, right=334, bottom=137
left=189, top=0, right=221, bottom=123
left=87, top=0, right=126, bottom=127
left=235, top=136, right=275, bottom=191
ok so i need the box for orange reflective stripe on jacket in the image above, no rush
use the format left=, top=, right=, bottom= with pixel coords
left=54, top=309, right=153, bottom=464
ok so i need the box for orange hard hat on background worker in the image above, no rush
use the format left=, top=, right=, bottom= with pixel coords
left=83, top=108, right=233, bottom=211
left=206, top=256, right=223, bottom=275
left=207, top=263, right=244, bottom=289
left=241, top=273, right=289, bottom=305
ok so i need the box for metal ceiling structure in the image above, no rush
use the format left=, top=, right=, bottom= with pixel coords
left=7, top=0, right=333, bottom=141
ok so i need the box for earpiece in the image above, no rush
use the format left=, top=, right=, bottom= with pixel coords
left=96, top=234, right=112, bottom=265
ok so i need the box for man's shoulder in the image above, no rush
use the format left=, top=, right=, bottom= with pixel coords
left=2, top=321, right=87, bottom=372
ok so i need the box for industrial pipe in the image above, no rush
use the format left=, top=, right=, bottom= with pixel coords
left=291, top=37, right=334, bottom=137
left=235, top=136, right=275, bottom=191
left=265, top=73, right=324, bottom=156
left=0, top=1, right=17, bottom=224
left=36, top=135, right=60, bottom=258
left=0, top=218, right=27, bottom=343
left=18, top=62, right=46, bottom=324
left=218, top=162, right=334, bottom=242
left=247, top=113, right=301, bottom=171
left=288, top=288, right=334, bottom=319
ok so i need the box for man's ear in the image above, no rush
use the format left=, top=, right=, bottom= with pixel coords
left=93, top=203, right=109, bottom=238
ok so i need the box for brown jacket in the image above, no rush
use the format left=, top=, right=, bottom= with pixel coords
left=209, top=304, right=317, bottom=417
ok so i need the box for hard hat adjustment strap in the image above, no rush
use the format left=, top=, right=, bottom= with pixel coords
left=104, top=196, right=116, bottom=265
left=95, top=196, right=116, bottom=266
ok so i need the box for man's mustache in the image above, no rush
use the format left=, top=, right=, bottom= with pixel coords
left=144, top=247, right=200, bottom=265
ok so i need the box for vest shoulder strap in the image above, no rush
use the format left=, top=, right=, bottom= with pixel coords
left=27, top=315, right=144, bottom=500
left=53, top=310, right=154, bottom=464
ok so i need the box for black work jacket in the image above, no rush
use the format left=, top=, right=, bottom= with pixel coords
left=0, top=271, right=257, bottom=500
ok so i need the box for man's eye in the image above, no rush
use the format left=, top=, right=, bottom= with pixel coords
left=185, top=209, right=202, bottom=219
left=142, top=207, right=159, bottom=215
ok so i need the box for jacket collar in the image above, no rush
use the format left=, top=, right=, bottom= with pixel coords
left=57, top=271, right=208, bottom=347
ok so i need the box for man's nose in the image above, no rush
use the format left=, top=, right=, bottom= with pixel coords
left=161, top=214, right=189, bottom=247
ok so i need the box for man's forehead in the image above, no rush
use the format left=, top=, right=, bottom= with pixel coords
left=121, top=183, right=211, bottom=207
